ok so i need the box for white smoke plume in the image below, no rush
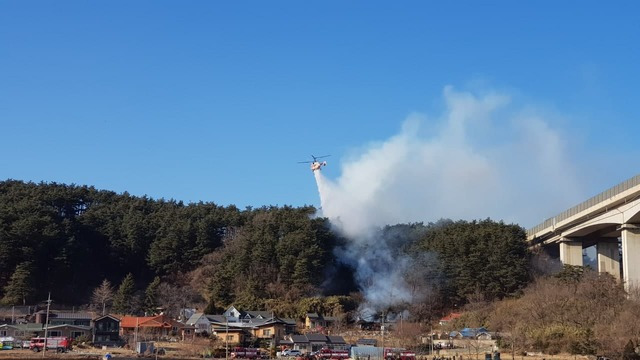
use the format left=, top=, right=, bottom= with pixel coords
left=314, top=86, right=584, bottom=311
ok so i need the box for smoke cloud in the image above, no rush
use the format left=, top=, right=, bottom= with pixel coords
left=314, top=86, right=584, bottom=311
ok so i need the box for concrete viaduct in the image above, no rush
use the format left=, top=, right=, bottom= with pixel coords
left=527, top=174, right=640, bottom=289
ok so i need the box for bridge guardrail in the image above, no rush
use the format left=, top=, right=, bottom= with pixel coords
left=527, top=174, right=640, bottom=237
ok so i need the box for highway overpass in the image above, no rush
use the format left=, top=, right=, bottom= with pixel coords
left=527, top=174, right=640, bottom=289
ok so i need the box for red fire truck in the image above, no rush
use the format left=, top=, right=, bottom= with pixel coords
left=384, top=348, right=416, bottom=360
left=230, top=347, right=261, bottom=359
left=29, top=337, right=73, bottom=353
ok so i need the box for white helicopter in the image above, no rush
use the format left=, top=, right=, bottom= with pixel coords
left=298, top=155, right=330, bottom=172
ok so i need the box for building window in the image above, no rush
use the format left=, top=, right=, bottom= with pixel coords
left=0, top=330, right=7, bottom=336
left=226, top=335, right=234, bottom=341
left=49, top=331, right=61, bottom=337
left=72, top=331, right=84, bottom=338
left=263, top=329, right=271, bottom=336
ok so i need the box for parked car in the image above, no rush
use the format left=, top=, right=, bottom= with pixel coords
left=282, top=349, right=302, bottom=357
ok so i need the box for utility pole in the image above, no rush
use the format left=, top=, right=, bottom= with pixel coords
left=42, top=293, right=52, bottom=358
left=430, top=326, right=433, bottom=356
left=225, top=316, right=229, bottom=360
left=134, top=317, right=139, bottom=351
left=381, top=310, right=385, bottom=352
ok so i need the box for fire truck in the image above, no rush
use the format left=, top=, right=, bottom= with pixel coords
left=29, top=337, right=73, bottom=353
left=384, top=348, right=416, bottom=360
left=230, top=347, right=261, bottom=359
left=315, top=348, right=350, bottom=360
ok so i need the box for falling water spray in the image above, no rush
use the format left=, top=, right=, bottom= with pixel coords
left=313, top=168, right=415, bottom=316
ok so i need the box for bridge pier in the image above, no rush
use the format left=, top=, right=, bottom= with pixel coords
left=596, top=240, right=620, bottom=280
left=527, top=174, right=640, bottom=291
left=621, top=224, right=640, bottom=290
left=559, top=240, right=583, bottom=266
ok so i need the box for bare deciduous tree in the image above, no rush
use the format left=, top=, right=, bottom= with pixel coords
left=157, top=280, right=200, bottom=319
left=490, top=299, right=528, bottom=360
left=91, top=279, right=114, bottom=315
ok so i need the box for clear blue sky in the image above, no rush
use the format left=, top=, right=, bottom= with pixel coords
left=1, top=1, right=639, bottom=221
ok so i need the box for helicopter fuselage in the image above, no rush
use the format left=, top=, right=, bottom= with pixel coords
left=311, top=161, right=327, bottom=171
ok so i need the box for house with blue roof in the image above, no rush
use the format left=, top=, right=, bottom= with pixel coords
left=450, top=327, right=492, bottom=340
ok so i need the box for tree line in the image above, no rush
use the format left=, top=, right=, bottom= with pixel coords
left=0, top=180, right=533, bottom=323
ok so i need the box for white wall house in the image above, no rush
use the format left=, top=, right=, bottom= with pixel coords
left=185, top=313, right=212, bottom=335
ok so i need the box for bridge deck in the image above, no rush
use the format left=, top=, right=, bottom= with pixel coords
left=527, top=174, right=640, bottom=241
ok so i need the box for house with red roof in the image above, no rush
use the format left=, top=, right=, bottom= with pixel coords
left=120, top=314, right=194, bottom=341
left=438, top=312, right=462, bottom=326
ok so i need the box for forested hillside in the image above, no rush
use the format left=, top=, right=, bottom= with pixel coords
left=0, top=180, right=533, bottom=322
left=413, top=219, right=531, bottom=305
left=0, top=180, right=343, bottom=305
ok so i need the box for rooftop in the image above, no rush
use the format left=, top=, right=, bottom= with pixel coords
left=305, top=333, right=328, bottom=342
left=356, top=338, right=377, bottom=346
left=327, top=335, right=346, bottom=344
left=36, top=310, right=95, bottom=319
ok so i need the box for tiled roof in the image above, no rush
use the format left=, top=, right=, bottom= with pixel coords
left=440, top=313, right=462, bottom=322
left=47, top=324, right=92, bottom=331
left=282, top=318, right=297, bottom=325
left=451, top=327, right=489, bottom=338
left=256, top=320, right=280, bottom=327
left=290, top=335, right=308, bottom=343
left=246, top=318, right=268, bottom=326
left=121, top=315, right=179, bottom=329
left=121, top=316, right=154, bottom=328
left=256, top=316, right=291, bottom=326
left=37, top=311, right=95, bottom=320
left=356, top=338, right=377, bottom=346
left=306, top=334, right=328, bottom=342
left=211, top=326, right=245, bottom=333
left=186, top=313, right=204, bottom=325
left=0, top=323, right=43, bottom=331
left=93, top=315, right=120, bottom=322
left=306, top=313, right=320, bottom=319
left=244, top=311, right=272, bottom=319
left=206, top=315, right=227, bottom=323
left=327, top=336, right=346, bottom=344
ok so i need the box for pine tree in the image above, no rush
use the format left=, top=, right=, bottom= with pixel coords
left=1, top=262, right=34, bottom=305
left=112, top=273, right=136, bottom=314
left=292, top=258, right=311, bottom=287
left=144, top=276, right=161, bottom=315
